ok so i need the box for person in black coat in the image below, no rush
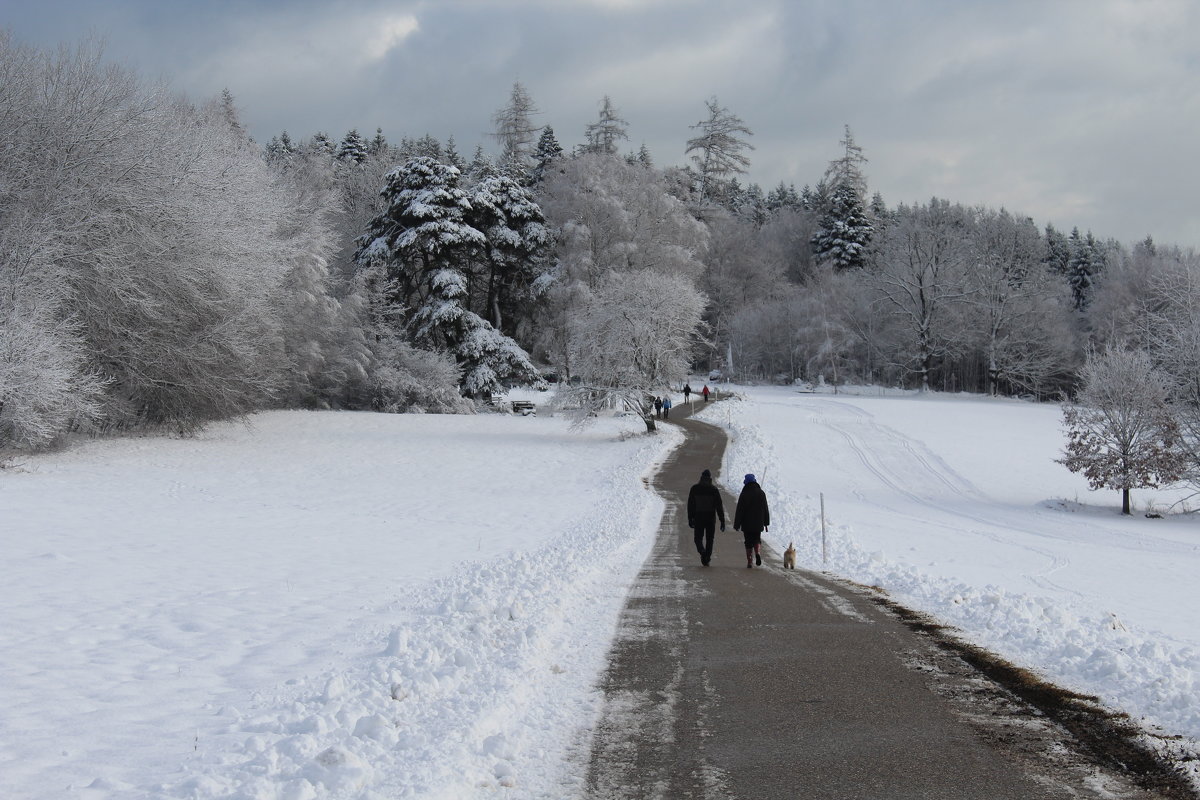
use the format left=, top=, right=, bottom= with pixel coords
left=687, top=469, right=726, bottom=567
left=734, top=473, right=770, bottom=568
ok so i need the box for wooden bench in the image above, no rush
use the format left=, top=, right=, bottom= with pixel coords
left=511, top=400, right=536, bottom=416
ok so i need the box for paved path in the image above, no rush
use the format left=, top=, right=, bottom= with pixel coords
left=583, top=400, right=1172, bottom=800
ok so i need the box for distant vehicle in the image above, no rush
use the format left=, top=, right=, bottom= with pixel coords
left=708, top=369, right=722, bottom=381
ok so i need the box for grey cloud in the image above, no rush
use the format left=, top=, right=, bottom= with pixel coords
left=5, top=0, right=1200, bottom=247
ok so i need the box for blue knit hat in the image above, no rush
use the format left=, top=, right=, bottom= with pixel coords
left=744, top=473, right=756, bottom=484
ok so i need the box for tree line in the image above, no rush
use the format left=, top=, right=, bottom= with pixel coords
left=4, top=32, right=1200, bottom=489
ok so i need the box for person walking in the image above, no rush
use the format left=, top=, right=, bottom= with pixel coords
left=654, top=396, right=663, bottom=418
left=687, top=469, right=726, bottom=566
left=702, top=384, right=710, bottom=402
left=734, top=473, right=770, bottom=568
left=683, top=383, right=692, bottom=402
left=662, top=396, right=672, bottom=419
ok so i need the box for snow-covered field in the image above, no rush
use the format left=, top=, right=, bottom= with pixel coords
left=700, top=385, right=1200, bottom=774
left=6, top=384, right=1200, bottom=799
left=1, top=404, right=681, bottom=800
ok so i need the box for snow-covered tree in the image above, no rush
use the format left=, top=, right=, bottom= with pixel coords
left=872, top=199, right=973, bottom=390
left=1059, top=346, right=1186, bottom=514
left=355, top=157, right=540, bottom=398
left=582, top=95, right=629, bottom=156
left=822, top=124, right=869, bottom=201
left=964, top=208, right=1076, bottom=396
left=531, top=126, right=564, bottom=183
left=811, top=182, right=873, bottom=271
left=685, top=96, right=755, bottom=204
left=537, top=153, right=708, bottom=287
left=564, top=270, right=707, bottom=431
left=309, top=131, right=336, bottom=156
left=468, top=173, right=552, bottom=334
left=491, top=81, right=541, bottom=173
left=337, top=129, right=369, bottom=164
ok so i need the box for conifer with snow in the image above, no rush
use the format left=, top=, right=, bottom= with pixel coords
left=355, top=157, right=540, bottom=398
left=337, top=129, right=369, bottom=165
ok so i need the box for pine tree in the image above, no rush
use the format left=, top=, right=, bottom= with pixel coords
left=1043, top=223, right=1070, bottom=274
left=583, top=95, right=629, bottom=156
left=637, top=143, right=653, bottom=169
left=491, top=81, right=541, bottom=172
left=444, top=135, right=465, bottom=170
left=469, top=173, right=552, bottom=333
left=337, top=129, right=369, bottom=164
left=811, top=182, right=873, bottom=270
left=823, top=124, right=868, bottom=200
left=1067, top=227, right=1094, bottom=310
left=369, top=127, right=388, bottom=157
left=685, top=96, right=754, bottom=203
left=354, top=157, right=539, bottom=398
left=309, top=131, right=335, bottom=157
left=531, top=126, right=564, bottom=182
left=414, top=134, right=443, bottom=160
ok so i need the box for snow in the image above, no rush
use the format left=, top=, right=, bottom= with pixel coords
left=697, top=385, right=1200, bottom=767
left=6, top=384, right=1200, bottom=798
left=1, top=408, right=680, bottom=799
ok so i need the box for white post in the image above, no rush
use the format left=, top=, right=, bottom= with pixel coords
left=820, top=492, right=827, bottom=565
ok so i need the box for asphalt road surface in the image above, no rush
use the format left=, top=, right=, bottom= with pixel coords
left=583, top=398, right=1182, bottom=800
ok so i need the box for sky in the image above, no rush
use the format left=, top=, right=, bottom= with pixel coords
left=5, top=0, right=1200, bottom=248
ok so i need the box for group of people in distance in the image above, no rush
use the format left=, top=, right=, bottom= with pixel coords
left=654, top=383, right=715, bottom=419
left=686, top=470, right=770, bottom=569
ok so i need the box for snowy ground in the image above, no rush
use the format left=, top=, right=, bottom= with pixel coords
left=699, top=384, right=1200, bottom=777
left=6, top=384, right=1200, bottom=799
left=0, top=400, right=681, bottom=800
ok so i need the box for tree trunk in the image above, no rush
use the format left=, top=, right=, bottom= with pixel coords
left=643, top=415, right=657, bottom=433
left=1122, top=487, right=1131, bottom=515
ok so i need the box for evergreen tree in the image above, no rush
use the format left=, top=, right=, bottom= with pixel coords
left=766, top=182, right=801, bottom=212
left=369, top=127, right=388, bottom=157
left=685, top=96, right=755, bottom=203
left=468, top=173, right=552, bottom=334
left=823, top=124, right=868, bottom=200
left=1067, top=227, right=1094, bottom=310
left=637, top=143, right=653, bottom=169
left=413, top=134, right=443, bottom=160
left=811, top=182, right=873, bottom=270
left=337, top=129, right=369, bottom=164
left=583, top=95, right=629, bottom=156
left=444, top=135, right=465, bottom=170
left=309, top=131, right=335, bottom=157
left=531, top=126, right=564, bottom=182
left=491, top=80, right=540, bottom=172
left=354, top=157, right=538, bottom=397
left=1043, top=223, right=1070, bottom=275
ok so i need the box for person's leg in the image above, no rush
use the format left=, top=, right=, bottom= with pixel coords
left=693, top=525, right=705, bottom=558
left=701, top=520, right=715, bottom=565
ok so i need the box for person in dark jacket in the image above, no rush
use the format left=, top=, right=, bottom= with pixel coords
left=654, top=396, right=663, bottom=418
left=687, top=469, right=726, bottom=566
left=733, top=473, right=770, bottom=568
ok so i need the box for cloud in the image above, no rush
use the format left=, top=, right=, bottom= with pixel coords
left=360, top=14, right=420, bottom=64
